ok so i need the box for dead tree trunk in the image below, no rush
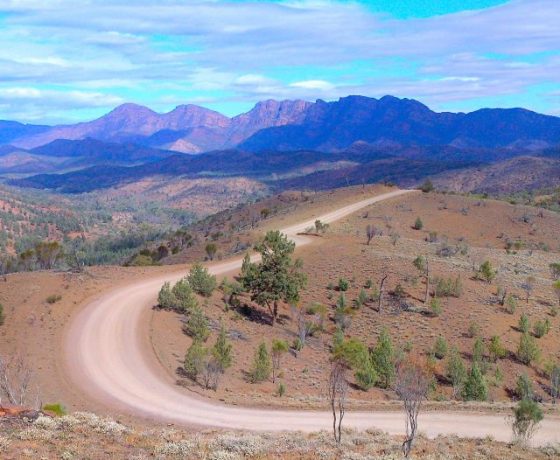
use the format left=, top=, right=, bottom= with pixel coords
left=379, top=275, right=388, bottom=313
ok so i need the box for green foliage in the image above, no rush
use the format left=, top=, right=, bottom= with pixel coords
left=0, top=303, right=4, bottom=326
left=515, top=373, right=533, bottom=400
left=413, top=217, right=423, bottom=230
left=533, top=319, right=550, bottom=338
left=172, top=278, right=198, bottom=313
left=517, top=332, right=540, bottom=365
left=477, top=260, right=496, bottom=283
left=42, top=403, right=67, bottom=416
left=250, top=342, right=271, bottom=383
left=393, top=283, right=405, bottom=299
left=472, top=337, right=485, bottom=365
left=277, top=382, right=286, bottom=397
left=553, top=280, right=560, bottom=305
left=512, top=399, right=543, bottom=443
left=420, top=179, right=434, bottom=193
left=205, top=243, right=217, bottom=260
left=467, top=321, right=480, bottom=338
left=271, top=338, right=289, bottom=382
left=433, top=276, right=462, bottom=298
left=433, top=336, right=448, bottom=360
left=505, top=294, right=518, bottom=314
left=430, top=297, right=442, bottom=317
left=518, top=313, right=530, bottom=334
left=241, top=230, right=307, bottom=326
left=462, top=364, right=488, bottom=401
left=187, top=263, right=217, bottom=297
left=46, top=294, right=62, bottom=304
left=550, top=263, right=560, bottom=280
left=212, top=324, right=233, bottom=372
left=157, top=282, right=176, bottom=309
left=333, top=337, right=377, bottom=391
left=184, top=306, right=210, bottom=342
left=355, top=288, right=369, bottom=308
left=371, top=328, right=395, bottom=389
left=446, top=346, right=467, bottom=398
left=412, top=255, right=426, bottom=272
left=184, top=341, right=208, bottom=380
left=355, top=357, right=378, bottom=391
left=489, top=335, right=507, bottom=362
left=338, top=278, right=349, bottom=292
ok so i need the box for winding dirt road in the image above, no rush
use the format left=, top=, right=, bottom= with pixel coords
left=65, top=189, right=560, bottom=445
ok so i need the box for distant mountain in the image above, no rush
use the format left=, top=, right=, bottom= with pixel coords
left=240, top=95, right=560, bottom=152
left=0, top=120, right=50, bottom=145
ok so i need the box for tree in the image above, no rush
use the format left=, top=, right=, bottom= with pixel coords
left=327, top=361, right=348, bottom=445
left=477, top=260, right=496, bottom=283
left=521, top=276, right=536, bottom=304
left=472, top=337, right=485, bottom=366
left=271, top=339, right=289, bottom=383
left=511, top=399, right=543, bottom=444
left=420, top=179, right=434, bottom=193
left=334, top=337, right=377, bottom=390
left=433, top=336, right=448, bottom=360
left=34, top=241, right=63, bottom=269
left=371, top=328, right=395, bottom=389
left=291, top=305, right=316, bottom=350
left=517, top=332, right=540, bottom=365
left=157, top=282, right=177, bottom=309
left=0, top=354, right=33, bottom=405
left=413, top=256, right=430, bottom=304
left=413, top=217, right=423, bottom=230
left=365, top=224, right=380, bottom=245
left=172, top=278, right=198, bottom=313
left=549, top=262, right=560, bottom=280
left=205, top=243, right=217, bottom=261
left=212, top=324, right=233, bottom=372
left=462, top=364, right=488, bottom=401
left=187, top=263, right=217, bottom=297
left=201, top=357, right=221, bottom=390
left=518, top=313, right=530, bottom=334
left=553, top=280, right=560, bottom=306
left=489, top=335, right=507, bottom=362
left=550, top=365, right=560, bottom=404
left=250, top=342, right=271, bottom=383
left=241, top=231, right=307, bottom=326
left=184, top=341, right=207, bottom=381
left=184, top=306, right=210, bottom=342
left=446, top=346, right=466, bottom=399
left=515, top=373, right=534, bottom=400
left=395, top=358, right=430, bottom=458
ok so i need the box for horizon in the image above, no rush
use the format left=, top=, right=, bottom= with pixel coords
left=0, top=0, right=559, bottom=124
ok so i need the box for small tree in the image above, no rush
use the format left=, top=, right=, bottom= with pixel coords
left=205, top=243, right=217, bottom=261
left=553, top=280, right=560, bottom=306
left=172, top=278, right=198, bottom=313
left=241, top=231, right=307, bottom=326
left=515, top=373, right=534, bottom=400
left=550, top=365, right=560, bottom=403
left=420, top=179, right=434, bottom=193
left=462, top=364, right=488, bottom=401
left=477, top=261, right=496, bottom=283
left=489, top=335, right=507, bottom=362
left=327, top=360, right=348, bottom=445
left=549, top=262, right=560, bottom=280
left=505, top=294, right=518, bottom=314
left=511, top=399, right=543, bottom=444
left=187, top=263, right=217, bottom=297
left=521, top=276, right=536, bottom=304
left=413, top=255, right=430, bottom=304
left=472, top=337, right=485, bottom=366
left=446, top=346, right=466, bottom=399
left=518, top=313, right=530, bottom=334
left=395, top=358, right=430, bottom=458
left=372, top=328, right=395, bottom=389
left=184, top=341, right=207, bottom=381
left=184, top=306, right=210, bottom=342
left=433, top=336, right=448, bottom=360
left=212, top=324, right=233, bottom=372
left=517, top=332, right=540, bottom=365
left=157, top=282, right=177, bottom=309
left=0, top=355, right=33, bottom=406
left=271, top=339, right=289, bottom=383
left=413, top=217, right=423, bottom=230
left=365, top=224, right=380, bottom=245
left=250, top=342, right=271, bottom=383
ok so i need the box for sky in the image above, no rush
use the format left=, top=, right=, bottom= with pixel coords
left=0, top=0, right=559, bottom=124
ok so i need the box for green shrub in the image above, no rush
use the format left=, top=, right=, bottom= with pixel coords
left=512, top=399, right=543, bottom=443
left=517, top=332, right=540, bottom=365
left=0, top=303, right=4, bottom=326
left=515, top=373, right=533, bottom=400
left=505, top=294, right=517, bottom=314
left=157, top=282, right=177, bottom=309
left=42, top=403, right=67, bottom=416
left=518, top=314, right=530, bottom=334
left=338, top=278, right=349, bottom=292
left=183, top=306, right=210, bottom=342
left=187, top=263, right=217, bottom=297
left=46, top=294, right=62, bottom=304
left=462, top=365, right=488, bottom=401
left=477, top=261, right=496, bottom=283
left=413, top=217, right=423, bottom=230
left=277, top=382, right=286, bottom=397
left=172, top=278, right=198, bottom=313
left=433, top=276, right=462, bottom=298
left=433, top=336, right=448, bottom=359
left=430, top=297, right=442, bottom=317
left=489, top=335, right=507, bottom=362
left=467, top=321, right=480, bottom=338
left=533, top=319, right=550, bottom=338
left=184, top=341, right=207, bottom=380
left=250, top=342, right=271, bottom=383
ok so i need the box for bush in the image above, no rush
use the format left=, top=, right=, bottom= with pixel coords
left=42, top=403, right=67, bottom=416
left=517, top=332, right=540, bottom=365
left=184, top=306, right=210, bottom=342
left=515, top=373, right=533, bottom=400
left=250, top=343, right=271, bottom=383
left=212, top=324, right=233, bottom=372
left=371, top=328, right=396, bottom=389
left=157, top=282, right=177, bottom=309
left=489, top=335, right=507, bottom=362
left=533, top=319, right=550, bottom=338
left=511, top=399, right=543, bottom=443
left=205, top=243, right=217, bottom=260
left=0, top=303, right=4, bottom=326
left=277, top=382, right=286, bottom=397
left=518, top=314, right=530, bottom=334
left=355, top=358, right=378, bottom=391
left=46, top=294, right=62, bottom=304
left=338, top=278, right=349, bottom=292
left=467, top=321, right=480, bottom=338
left=505, top=294, right=517, bottom=314
left=413, top=217, right=423, bottom=230
left=184, top=341, right=208, bottom=380
left=430, top=297, right=442, bottom=317
left=172, top=278, right=198, bottom=313
left=462, top=365, right=488, bottom=401
left=420, top=180, right=434, bottom=193
left=188, top=263, right=217, bottom=297
left=433, top=276, right=462, bottom=298
left=433, top=336, right=448, bottom=359
left=477, top=261, right=496, bottom=283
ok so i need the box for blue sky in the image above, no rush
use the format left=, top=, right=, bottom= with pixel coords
left=0, top=0, right=558, bottom=123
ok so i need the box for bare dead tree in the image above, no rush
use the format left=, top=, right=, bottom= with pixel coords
left=0, top=354, right=33, bottom=406
left=424, top=258, right=430, bottom=304
left=378, top=275, right=388, bottom=313
left=551, top=365, right=560, bottom=404
left=327, top=361, right=348, bottom=445
left=395, top=358, right=430, bottom=458
left=365, top=224, right=381, bottom=245
left=201, top=358, right=221, bottom=391
left=291, top=305, right=315, bottom=349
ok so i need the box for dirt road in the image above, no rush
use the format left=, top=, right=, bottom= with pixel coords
left=65, top=189, right=560, bottom=445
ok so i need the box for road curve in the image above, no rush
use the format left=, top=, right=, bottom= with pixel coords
left=65, top=189, right=560, bottom=445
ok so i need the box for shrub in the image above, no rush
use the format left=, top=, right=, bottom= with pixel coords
left=172, top=279, right=198, bottom=313
left=433, top=336, right=448, bottom=359
left=550, top=262, right=560, bottom=280
left=420, top=179, right=434, bottom=193
left=46, top=294, right=62, bottom=304
left=489, top=335, right=507, bottom=362
left=393, top=283, right=405, bottom=299
left=413, top=217, right=423, bottom=230
left=371, top=328, right=396, bottom=389
left=205, top=243, right=217, bottom=260
left=184, top=341, right=208, bottom=380
left=511, top=399, right=543, bottom=444
left=467, top=321, right=480, bottom=338
left=515, top=373, right=533, bottom=400
left=446, top=347, right=466, bottom=398
left=533, top=319, right=550, bottom=338
left=157, top=282, right=177, bottom=309
left=433, top=276, right=462, bottom=298
left=338, top=278, right=349, bottom=292
left=477, top=261, right=496, bottom=283
left=0, top=303, right=4, bottom=326
left=518, top=314, right=530, bottom=334
left=42, top=403, right=67, bottom=416
left=517, top=332, right=540, bottom=365
left=505, top=294, right=517, bottom=314
left=472, top=337, right=485, bottom=365
left=250, top=343, right=271, bottom=383
left=277, top=382, right=286, bottom=397
left=212, top=324, right=233, bottom=372
left=188, top=263, right=217, bottom=297
left=462, top=365, right=488, bottom=401
left=184, top=306, right=210, bottom=342
left=430, top=297, right=442, bottom=317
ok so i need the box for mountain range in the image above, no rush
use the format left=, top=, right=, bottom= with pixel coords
left=1, top=95, right=560, bottom=195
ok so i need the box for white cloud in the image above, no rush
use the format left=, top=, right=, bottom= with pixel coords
left=290, top=80, right=334, bottom=91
